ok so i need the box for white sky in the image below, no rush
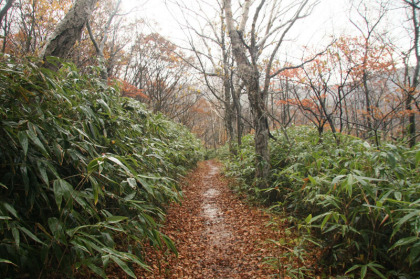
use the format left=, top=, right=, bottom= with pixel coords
left=122, top=0, right=349, bottom=42
left=120, top=0, right=409, bottom=61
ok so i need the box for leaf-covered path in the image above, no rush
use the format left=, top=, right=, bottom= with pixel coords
left=135, top=160, right=283, bottom=278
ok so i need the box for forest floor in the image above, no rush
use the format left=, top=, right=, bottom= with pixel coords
left=109, top=160, right=312, bottom=278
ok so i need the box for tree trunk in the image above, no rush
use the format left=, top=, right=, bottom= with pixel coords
left=406, top=95, right=416, bottom=147
left=224, top=80, right=236, bottom=154
left=362, top=71, right=373, bottom=137
left=0, top=0, right=14, bottom=27
left=224, top=0, right=270, bottom=187
left=248, top=78, right=270, bottom=182
left=40, top=0, right=98, bottom=67
left=408, top=0, right=419, bottom=147
left=232, top=82, right=243, bottom=147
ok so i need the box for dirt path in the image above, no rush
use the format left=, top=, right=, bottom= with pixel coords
left=135, top=160, right=283, bottom=278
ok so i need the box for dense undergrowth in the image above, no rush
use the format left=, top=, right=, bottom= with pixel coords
left=0, top=56, right=202, bottom=278
left=221, top=126, right=420, bottom=279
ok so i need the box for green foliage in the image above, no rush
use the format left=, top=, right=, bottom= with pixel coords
left=0, top=56, right=202, bottom=278
left=222, top=126, right=420, bottom=278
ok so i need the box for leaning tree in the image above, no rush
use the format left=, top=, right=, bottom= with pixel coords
left=40, top=0, right=98, bottom=66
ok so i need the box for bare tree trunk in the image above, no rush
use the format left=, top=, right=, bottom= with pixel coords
left=40, top=0, right=98, bottom=67
left=224, top=0, right=271, bottom=186
left=1, top=8, right=11, bottom=53
left=248, top=77, right=271, bottom=181
left=223, top=80, right=236, bottom=154
left=0, top=0, right=14, bottom=27
left=232, top=80, right=244, bottom=146
left=407, top=0, right=419, bottom=147
left=223, top=0, right=314, bottom=186
left=362, top=70, right=373, bottom=136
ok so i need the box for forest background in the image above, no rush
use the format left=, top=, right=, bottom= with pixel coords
left=0, top=0, right=419, bottom=278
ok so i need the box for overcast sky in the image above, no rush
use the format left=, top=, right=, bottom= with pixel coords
left=122, top=0, right=351, bottom=43
left=120, top=0, right=409, bottom=60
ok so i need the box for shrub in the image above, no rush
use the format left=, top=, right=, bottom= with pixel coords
left=222, top=126, right=420, bottom=278
left=0, top=56, right=202, bottom=278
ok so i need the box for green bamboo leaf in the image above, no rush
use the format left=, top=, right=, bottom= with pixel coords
left=354, top=174, right=368, bottom=187
left=305, top=214, right=312, bottom=224
left=127, top=177, right=137, bottom=189
left=368, top=263, right=387, bottom=279
left=389, top=236, right=419, bottom=250
left=408, top=244, right=420, bottom=264
left=162, top=234, right=177, bottom=255
left=17, top=131, right=28, bottom=157
left=308, top=175, right=316, bottom=185
left=37, top=161, right=49, bottom=186
left=346, top=174, right=354, bottom=197
left=53, top=180, right=64, bottom=210
left=140, top=213, right=157, bottom=227
left=70, top=239, right=92, bottom=254
left=53, top=179, right=73, bottom=210
left=395, top=210, right=419, bottom=228
left=332, top=175, right=346, bottom=185
left=35, top=222, right=53, bottom=239
left=87, top=157, right=103, bottom=174
left=106, top=156, right=131, bottom=174
left=0, top=258, right=18, bottom=267
left=106, top=216, right=128, bottom=224
left=88, top=176, right=100, bottom=205
left=124, top=191, right=136, bottom=201
left=410, top=199, right=420, bottom=206
left=77, top=234, right=103, bottom=253
left=97, top=99, right=112, bottom=116
left=20, top=165, right=29, bottom=193
left=346, top=264, right=361, bottom=275
left=86, top=262, right=106, bottom=279
left=361, top=265, right=367, bottom=278
left=19, top=226, right=44, bottom=244
left=118, top=252, right=150, bottom=270
left=12, top=227, right=19, bottom=248
left=387, top=152, right=396, bottom=169
left=44, top=160, right=61, bottom=179
left=321, top=213, right=332, bottom=230
left=110, top=255, right=136, bottom=278
left=26, top=125, right=49, bottom=157
left=48, top=217, right=64, bottom=241
left=115, top=156, right=139, bottom=176
left=137, top=177, right=154, bottom=196
left=3, top=203, right=18, bottom=219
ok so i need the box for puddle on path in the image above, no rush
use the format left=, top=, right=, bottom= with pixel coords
left=201, top=162, right=232, bottom=253
left=204, top=188, right=219, bottom=198
left=202, top=203, right=219, bottom=219
left=206, top=161, right=220, bottom=176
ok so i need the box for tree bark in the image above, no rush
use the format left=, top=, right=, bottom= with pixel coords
left=0, top=0, right=14, bottom=27
left=224, top=0, right=271, bottom=186
left=407, top=0, right=419, bottom=147
left=248, top=77, right=271, bottom=181
left=40, top=0, right=98, bottom=66
left=232, top=80, right=244, bottom=147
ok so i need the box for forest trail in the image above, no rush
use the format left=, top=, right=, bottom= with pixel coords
left=134, top=160, right=283, bottom=279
